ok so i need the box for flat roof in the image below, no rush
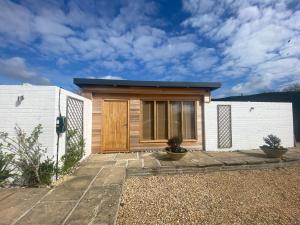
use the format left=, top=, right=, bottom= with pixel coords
left=73, top=78, right=221, bottom=90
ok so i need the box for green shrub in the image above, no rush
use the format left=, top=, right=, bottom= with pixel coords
left=166, top=136, right=187, bottom=153
left=263, top=134, right=282, bottom=150
left=0, top=150, right=14, bottom=184
left=60, top=130, right=85, bottom=174
left=0, top=124, right=55, bottom=186
left=39, top=158, right=55, bottom=185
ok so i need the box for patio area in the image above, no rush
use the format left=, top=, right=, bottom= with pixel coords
left=0, top=146, right=299, bottom=225
left=90, top=146, right=300, bottom=176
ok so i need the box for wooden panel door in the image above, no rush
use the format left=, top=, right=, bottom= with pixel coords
left=102, top=100, right=128, bottom=152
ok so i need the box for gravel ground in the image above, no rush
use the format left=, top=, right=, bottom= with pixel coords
left=117, top=167, right=300, bottom=225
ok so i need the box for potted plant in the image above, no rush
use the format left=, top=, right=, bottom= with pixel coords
left=165, top=136, right=188, bottom=160
left=260, top=134, right=288, bottom=158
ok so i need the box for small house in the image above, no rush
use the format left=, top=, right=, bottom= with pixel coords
left=74, top=79, right=220, bottom=153
left=74, top=78, right=295, bottom=153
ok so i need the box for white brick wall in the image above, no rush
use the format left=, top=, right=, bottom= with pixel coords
left=0, top=85, right=92, bottom=162
left=204, top=101, right=294, bottom=151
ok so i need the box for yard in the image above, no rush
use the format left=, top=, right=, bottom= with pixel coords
left=117, top=167, right=300, bottom=225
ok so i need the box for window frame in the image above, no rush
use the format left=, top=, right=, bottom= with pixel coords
left=140, top=99, right=198, bottom=142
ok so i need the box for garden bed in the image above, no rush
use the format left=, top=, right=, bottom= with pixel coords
left=117, top=167, right=300, bottom=225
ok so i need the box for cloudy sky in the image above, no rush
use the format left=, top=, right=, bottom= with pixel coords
left=0, top=0, right=300, bottom=97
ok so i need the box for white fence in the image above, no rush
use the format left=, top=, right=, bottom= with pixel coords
left=204, top=101, right=294, bottom=151
left=0, top=85, right=92, bottom=161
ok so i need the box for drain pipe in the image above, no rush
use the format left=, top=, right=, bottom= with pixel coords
left=55, top=88, right=62, bottom=180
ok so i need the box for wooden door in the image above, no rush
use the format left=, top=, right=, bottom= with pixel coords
left=102, top=100, right=128, bottom=152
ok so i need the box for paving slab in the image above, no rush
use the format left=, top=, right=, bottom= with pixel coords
left=237, top=150, right=281, bottom=163
left=142, top=152, right=175, bottom=168
left=127, top=159, right=143, bottom=168
left=172, top=158, right=198, bottom=167
left=139, top=152, right=156, bottom=159
left=143, top=158, right=160, bottom=168
left=64, top=185, right=122, bottom=225
left=89, top=153, right=117, bottom=161
left=192, top=157, right=224, bottom=167
left=93, top=167, right=125, bottom=186
left=80, top=160, right=116, bottom=168
left=206, top=152, right=250, bottom=165
left=158, top=159, right=175, bottom=167
left=115, top=160, right=127, bottom=167
left=282, top=150, right=300, bottom=162
left=0, top=188, right=16, bottom=201
left=73, top=167, right=101, bottom=176
left=56, top=175, right=95, bottom=190
left=0, top=188, right=49, bottom=225
left=15, top=201, right=75, bottom=225
left=115, top=153, right=138, bottom=160
left=42, top=188, right=84, bottom=202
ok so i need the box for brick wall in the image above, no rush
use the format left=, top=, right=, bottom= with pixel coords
left=0, top=85, right=92, bottom=161
left=204, top=101, right=294, bottom=151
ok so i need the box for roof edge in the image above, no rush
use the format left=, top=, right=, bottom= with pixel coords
left=73, top=78, right=221, bottom=91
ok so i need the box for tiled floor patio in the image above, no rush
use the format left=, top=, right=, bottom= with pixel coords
left=89, top=146, right=300, bottom=176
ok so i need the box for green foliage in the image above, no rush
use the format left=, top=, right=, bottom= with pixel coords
left=263, top=134, right=282, bottom=150
left=0, top=150, right=14, bottom=184
left=0, top=124, right=55, bottom=186
left=166, top=136, right=187, bottom=153
left=39, top=158, right=55, bottom=185
left=60, top=130, right=85, bottom=174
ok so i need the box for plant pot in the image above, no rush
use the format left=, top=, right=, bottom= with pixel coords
left=260, top=146, right=288, bottom=158
left=165, top=150, right=187, bottom=160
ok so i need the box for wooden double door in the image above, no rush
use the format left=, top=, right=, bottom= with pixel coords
left=102, top=100, right=129, bottom=152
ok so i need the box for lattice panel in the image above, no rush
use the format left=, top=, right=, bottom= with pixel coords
left=66, top=97, right=84, bottom=146
left=217, top=105, right=232, bottom=148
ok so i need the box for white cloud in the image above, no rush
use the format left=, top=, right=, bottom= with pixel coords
left=56, top=58, right=69, bottom=66
left=99, top=75, right=124, bottom=80
left=183, top=0, right=300, bottom=94
left=238, top=6, right=260, bottom=22
left=0, top=57, right=50, bottom=84
left=33, top=16, right=74, bottom=36
left=190, top=48, right=218, bottom=71
left=1, top=0, right=299, bottom=95
left=87, top=75, right=124, bottom=80
left=0, top=0, right=34, bottom=43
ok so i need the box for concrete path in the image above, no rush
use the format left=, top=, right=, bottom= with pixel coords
left=0, top=158, right=125, bottom=225
left=0, top=146, right=299, bottom=225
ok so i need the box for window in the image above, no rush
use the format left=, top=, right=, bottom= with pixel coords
left=142, top=100, right=196, bottom=140
left=142, top=101, right=154, bottom=140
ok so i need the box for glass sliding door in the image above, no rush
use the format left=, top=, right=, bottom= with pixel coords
left=169, top=101, right=182, bottom=138
left=182, top=101, right=196, bottom=139
left=142, top=101, right=154, bottom=140
left=156, top=101, right=168, bottom=139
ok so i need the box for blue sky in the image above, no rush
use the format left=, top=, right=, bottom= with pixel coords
left=0, top=0, right=300, bottom=97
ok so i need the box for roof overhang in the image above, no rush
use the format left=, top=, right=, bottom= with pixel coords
left=73, top=78, right=221, bottom=91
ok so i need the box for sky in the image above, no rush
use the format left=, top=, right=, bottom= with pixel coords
left=0, top=0, right=300, bottom=97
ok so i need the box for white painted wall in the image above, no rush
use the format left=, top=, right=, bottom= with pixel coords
left=204, top=101, right=294, bottom=151
left=0, top=85, right=92, bottom=163
left=54, top=87, right=92, bottom=161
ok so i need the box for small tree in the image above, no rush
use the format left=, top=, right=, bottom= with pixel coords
left=0, top=125, right=54, bottom=186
